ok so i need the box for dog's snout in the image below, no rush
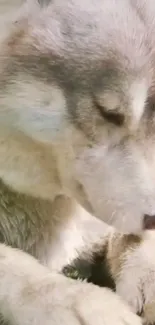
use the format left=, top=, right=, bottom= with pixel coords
left=143, top=214, right=155, bottom=230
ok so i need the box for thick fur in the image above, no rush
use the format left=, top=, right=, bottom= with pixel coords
left=0, top=1, right=155, bottom=325
left=65, top=231, right=155, bottom=324
left=0, top=0, right=155, bottom=233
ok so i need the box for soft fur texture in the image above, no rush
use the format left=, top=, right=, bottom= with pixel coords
left=64, top=231, right=155, bottom=324
left=0, top=1, right=155, bottom=325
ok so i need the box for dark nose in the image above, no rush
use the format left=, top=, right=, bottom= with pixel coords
left=143, top=214, right=155, bottom=230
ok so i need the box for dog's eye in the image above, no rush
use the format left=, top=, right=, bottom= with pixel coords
left=95, top=102, right=124, bottom=126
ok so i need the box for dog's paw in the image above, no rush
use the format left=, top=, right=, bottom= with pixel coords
left=0, top=244, right=142, bottom=325
left=70, top=284, right=142, bottom=325
left=115, top=231, right=155, bottom=324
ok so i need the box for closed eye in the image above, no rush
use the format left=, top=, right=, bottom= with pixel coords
left=95, top=102, right=124, bottom=126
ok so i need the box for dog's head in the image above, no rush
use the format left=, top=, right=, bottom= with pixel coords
left=1, top=0, right=155, bottom=233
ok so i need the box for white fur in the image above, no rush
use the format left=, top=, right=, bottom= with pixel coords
left=0, top=1, right=154, bottom=325
left=129, top=79, right=148, bottom=128
left=116, top=231, right=155, bottom=323
left=0, top=244, right=141, bottom=325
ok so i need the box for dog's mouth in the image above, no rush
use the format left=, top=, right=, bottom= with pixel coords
left=73, top=179, right=155, bottom=232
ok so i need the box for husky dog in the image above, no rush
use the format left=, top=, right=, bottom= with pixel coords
left=0, top=0, right=155, bottom=325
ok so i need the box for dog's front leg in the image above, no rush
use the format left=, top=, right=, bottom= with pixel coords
left=0, top=243, right=141, bottom=325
